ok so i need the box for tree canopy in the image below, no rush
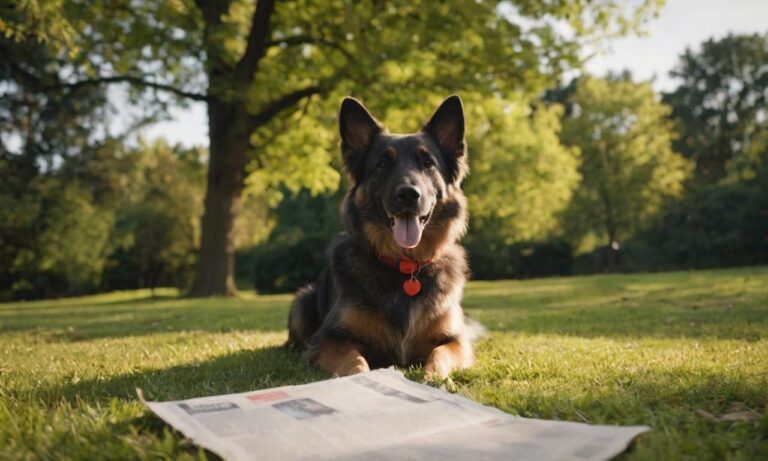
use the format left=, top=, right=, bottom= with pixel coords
left=663, top=33, right=768, bottom=183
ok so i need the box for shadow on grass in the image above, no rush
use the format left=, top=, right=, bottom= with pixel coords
left=29, top=345, right=327, bottom=405
left=113, top=414, right=227, bottom=460
left=25, top=345, right=324, bottom=461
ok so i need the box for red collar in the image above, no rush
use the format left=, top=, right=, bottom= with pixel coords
left=378, top=255, right=432, bottom=296
left=377, top=255, right=432, bottom=275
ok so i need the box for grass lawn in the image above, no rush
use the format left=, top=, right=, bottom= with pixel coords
left=1, top=267, right=767, bottom=460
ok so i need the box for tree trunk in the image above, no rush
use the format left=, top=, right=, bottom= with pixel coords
left=606, top=229, right=621, bottom=273
left=599, top=185, right=620, bottom=273
left=189, top=99, right=250, bottom=297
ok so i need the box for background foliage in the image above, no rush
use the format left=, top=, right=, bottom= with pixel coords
left=1, top=2, right=767, bottom=298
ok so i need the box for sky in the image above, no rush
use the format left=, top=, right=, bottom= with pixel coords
left=133, top=0, right=768, bottom=148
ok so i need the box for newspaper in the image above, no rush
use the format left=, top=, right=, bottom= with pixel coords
left=144, top=368, right=648, bottom=461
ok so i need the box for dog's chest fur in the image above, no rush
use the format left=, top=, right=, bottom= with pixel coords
left=330, top=238, right=466, bottom=367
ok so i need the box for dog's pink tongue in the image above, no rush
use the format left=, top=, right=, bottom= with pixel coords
left=393, top=215, right=422, bottom=249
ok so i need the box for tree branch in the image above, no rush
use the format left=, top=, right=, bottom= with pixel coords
left=194, top=0, right=237, bottom=78
left=235, top=0, right=277, bottom=83
left=4, top=55, right=208, bottom=102
left=194, top=0, right=232, bottom=27
left=248, top=85, right=323, bottom=128
left=45, top=76, right=209, bottom=102
left=266, top=35, right=355, bottom=60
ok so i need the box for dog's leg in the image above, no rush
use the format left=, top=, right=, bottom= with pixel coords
left=314, top=339, right=370, bottom=376
left=424, top=338, right=472, bottom=379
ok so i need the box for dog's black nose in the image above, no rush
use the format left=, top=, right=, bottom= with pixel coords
left=396, top=186, right=421, bottom=205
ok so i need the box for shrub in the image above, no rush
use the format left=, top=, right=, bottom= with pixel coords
left=467, top=239, right=573, bottom=280
left=245, top=234, right=330, bottom=294
left=628, top=176, right=768, bottom=270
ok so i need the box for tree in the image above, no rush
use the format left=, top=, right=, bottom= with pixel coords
left=559, top=75, right=692, bottom=270
left=0, top=31, right=115, bottom=299
left=3, top=0, right=662, bottom=295
left=105, top=140, right=207, bottom=291
left=663, top=33, right=768, bottom=183
left=33, top=182, right=115, bottom=294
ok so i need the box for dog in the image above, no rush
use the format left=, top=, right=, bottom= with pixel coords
left=286, top=95, right=479, bottom=379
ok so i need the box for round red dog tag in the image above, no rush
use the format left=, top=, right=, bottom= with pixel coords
left=403, top=278, right=422, bottom=296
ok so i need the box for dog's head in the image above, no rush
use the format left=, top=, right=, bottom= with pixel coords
left=340, top=96, right=469, bottom=260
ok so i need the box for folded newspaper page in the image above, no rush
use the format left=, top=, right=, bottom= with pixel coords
left=144, top=368, right=648, bottom=461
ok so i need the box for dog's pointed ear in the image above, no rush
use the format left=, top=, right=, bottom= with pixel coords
left=425, top=95, right=465, bottom=157
left=340, top=97, right=381, bottom=152
left=340, top=98, right=382, bottom=180
left=424, top=95, right=467, bottom=182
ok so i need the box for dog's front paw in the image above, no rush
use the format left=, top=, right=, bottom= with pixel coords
left=424, top=360, right=450, bottom=380
left=424, top=341, right=472, bottom=380
left=338, top=355, right=370, bottom=376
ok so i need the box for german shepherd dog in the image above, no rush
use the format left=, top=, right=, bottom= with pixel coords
left=287, top=95, right=479, bottom=379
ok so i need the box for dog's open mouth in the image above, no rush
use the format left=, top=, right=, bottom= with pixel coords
left=388, top=212, right=431, bottom=249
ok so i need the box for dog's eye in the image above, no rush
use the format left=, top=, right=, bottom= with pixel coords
left=376, top=157, right=388, bottom=170
left=423, top=158, right=435, bottom=169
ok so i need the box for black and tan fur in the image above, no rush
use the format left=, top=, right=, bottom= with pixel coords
left=287, top=95, right=477, bottom=379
